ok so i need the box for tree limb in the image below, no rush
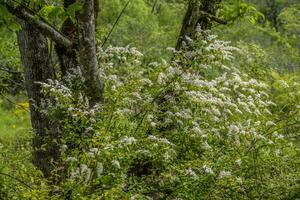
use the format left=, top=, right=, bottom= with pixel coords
left=5, top=4, right=73, bottom=48
left=199, top=11, right=227, bottom=25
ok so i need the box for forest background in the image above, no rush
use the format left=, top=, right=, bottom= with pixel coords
left=0, top=0, right=299, bottom=199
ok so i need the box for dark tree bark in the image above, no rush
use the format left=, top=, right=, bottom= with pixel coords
left=56, top=0, right=100, bottom=79
left=17, top=22, right=59, bottom=178
left=77, top=0, right=103, bottom=106
left=55, top=0, right=78, bottom=77
left=176, top=0, right=222, bottom=50
left=6, top=1, right=103, bottom=105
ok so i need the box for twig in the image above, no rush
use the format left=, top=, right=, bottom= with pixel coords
left=151, top=0, right=158, bottom=14
left=101, top=0, right=131, bottom=47
left=0, top=94, right=29, bottom=112
left=0, top=172, right=32, bottom=189
left=0, top=66, right=23, bottom=74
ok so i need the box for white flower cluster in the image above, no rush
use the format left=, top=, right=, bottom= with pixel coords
left=219, top=170, right=232, bottom=179
left=119, top=136, right=137, bottom=146
left=148, top=135, right=173, bottom=146
left=98, top=45, right=143, bottom=65
left=39, top=79, right=72, bottom=98
left=70, top=164, right=92, bottom=183
left=186, top=168, right=199, bottom=181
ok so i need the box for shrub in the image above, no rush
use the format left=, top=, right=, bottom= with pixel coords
left=33, top=29, right=300, bottom=199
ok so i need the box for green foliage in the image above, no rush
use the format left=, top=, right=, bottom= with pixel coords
left=66, top=2, right=83, bottom=22
left=215, top=17, right=300, bottom=72
left=278, top=3, right=300, bottom=48
left=0, top=4, right=20, bottom=31
left=38, top=5, right=65, bottom=21
left=0, top=101, right=37, bottom=199
left=0, top=96, right=30, bottom=142
left=37, top=2, right=83, bottom=24
left=0, top=29, right=23, bottom=94
left=98, top=0, right=184, bottom=60
left=219, top=0, right=265, bottom=25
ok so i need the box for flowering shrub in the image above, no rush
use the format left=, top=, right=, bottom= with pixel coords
left=32, top=30, right=300, bottom=199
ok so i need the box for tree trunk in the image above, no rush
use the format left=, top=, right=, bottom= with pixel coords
left=7, top=0, right=102, bottom=179
left=17, top=22, right=59, bottom=178
left=55, top=0, right=100, bottom=78
left=55, top=0, right=78, bottom=77
left=77, top=0, right=103, bottom=106
left=176, top=0, right=221, bottom=50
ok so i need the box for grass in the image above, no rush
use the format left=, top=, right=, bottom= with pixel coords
left=0, top=96, right=31, bottom=144
left=0, top=97, right=40, bottom=199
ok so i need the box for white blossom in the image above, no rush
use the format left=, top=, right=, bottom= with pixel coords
left=120, top=136, right=137, bottom=145
left=219, top=170, right=232, bottom=178
left=186, top=168, right=199, bottom=180
left=96, top=162, right=104, bottom=177
left=235, top=159, right=242, bottom=166
left=112, top=160, right=121, bottom=169
left=203, top=165, right=214, bottom=174
left=266, top=121, right=276, bottom=127
left=66, top=157, right=77, bottom=162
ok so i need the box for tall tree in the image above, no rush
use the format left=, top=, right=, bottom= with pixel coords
left=176, top=0, right=224, bottom=50
left=77, top=0, right=103, bottom=106
left=3, top=0, right=103, bottom=178
left=55, top=0, right=78, bottom=77
left=17, top=21, right=59, bottom=178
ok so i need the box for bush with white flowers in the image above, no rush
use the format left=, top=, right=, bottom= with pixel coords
left=37, top=29, right=299, bottom=199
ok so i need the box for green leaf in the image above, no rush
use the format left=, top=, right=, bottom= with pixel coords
left=0, top=5, right=11, bottom=19
left=66, top=2, right=83, bottom=23
left=38, top=5, right=64, bottom=21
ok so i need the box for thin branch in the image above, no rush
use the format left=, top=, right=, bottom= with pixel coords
left=5, top=3, right=73, bottom=48
left=0, top=66, right=23, bottom=74
left=101, top=0, right=131, bottom=47
left=0, top=94, right=29, bottom=112
left=151, top=0, right=158, bottom=14
left=0, top=172, right=32, bottom=189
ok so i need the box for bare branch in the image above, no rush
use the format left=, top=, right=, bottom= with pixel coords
left=0, top=65, right=23, bottom=74
left=5, top=4, right=73, bottom=48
